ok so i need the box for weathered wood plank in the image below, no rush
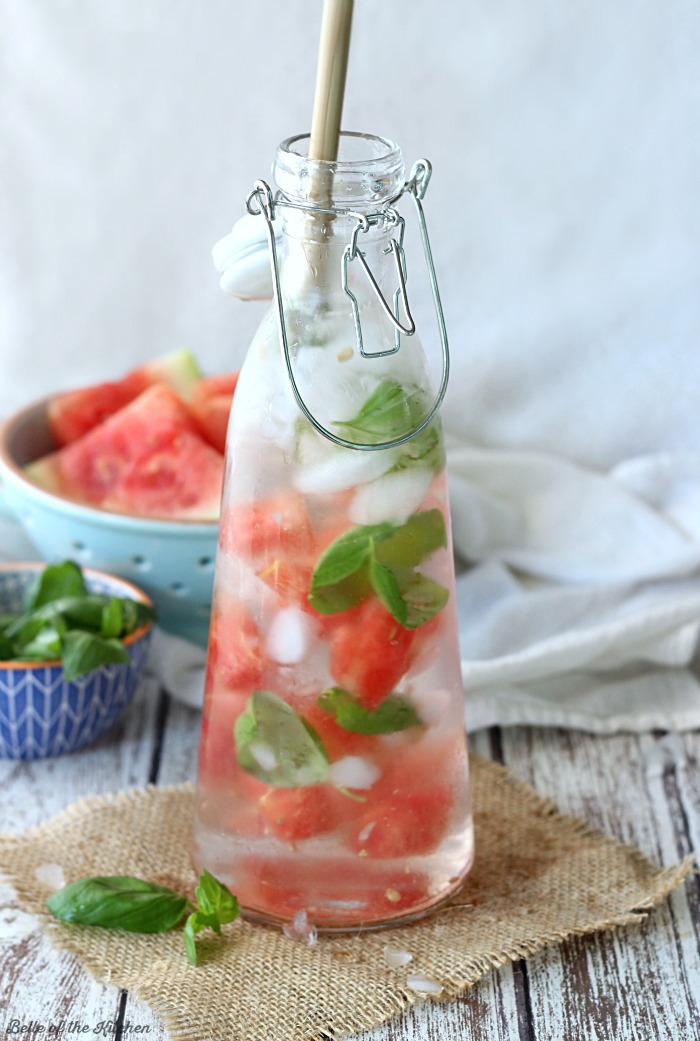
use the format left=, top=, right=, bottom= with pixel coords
left=499, top=727, right=700, bottom=1041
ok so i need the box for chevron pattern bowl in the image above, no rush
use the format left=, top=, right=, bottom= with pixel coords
left=0, top=564, right=153, bottom=760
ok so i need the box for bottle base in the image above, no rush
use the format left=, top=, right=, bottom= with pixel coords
left=192, top=820, right=475, bottom=934
left=237, top=849, right=475, bottom=933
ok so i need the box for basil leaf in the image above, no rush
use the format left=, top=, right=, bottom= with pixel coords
left=25, top=560, right=88, bottom=610
left=334, top=379, right=421, bottom=443
left=392, top=422, right=445, bottom=475
left=101, top=597, right=124, bottom=639
left=235, top=690, right=328, bottom=787
left=395, top=570, right=449, bottom=630
left=46, top=876, right=188, bottom=933
left=61, top=631, right=129, bottom=680
left=0, top=632, right=15, bottom=659
left=19, top=626, right=64, bottom=661
left=368, top=556, right=407, bottom=626
left=310, top=523, right=393, bottom=589
left=374, top=509, right=447, bottom=569
left=318, top=687, right=422, bottom=735
left=307, top=567, right=372, bottom=615
left=334, top=379, right=445, bottom=475
left=195, top=869, right=239, bottom=927
left=184, top=912, right=211, bottom=965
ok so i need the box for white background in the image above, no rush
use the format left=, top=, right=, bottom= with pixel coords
left=2, top=0, right=699, bottom=468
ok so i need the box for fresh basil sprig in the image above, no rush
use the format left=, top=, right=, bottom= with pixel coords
left=46, top=876, right=189, bottom=933
left=235, top=690, right=329, bottom=787
left=318, top=687, right=422, bottom=735
left=308, top=509, right=449, bottom=629
left=0, top=561, right=156, bottom=678
left=183, top=870, right=240, bottom=966
left=333, top=378, right=445, bottom=474
left=46, top=869, right=239, bottom=966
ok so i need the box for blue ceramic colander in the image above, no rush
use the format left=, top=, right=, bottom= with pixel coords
left=0, top=397, right=219, bottom=647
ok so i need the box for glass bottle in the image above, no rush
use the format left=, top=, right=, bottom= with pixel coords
left=193, top=131, right=474, bottom=930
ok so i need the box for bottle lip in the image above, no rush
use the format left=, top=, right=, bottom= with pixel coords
left=274, top=131, right=406, bottom=209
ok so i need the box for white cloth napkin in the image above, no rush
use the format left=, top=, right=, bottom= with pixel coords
left=449, top=447, right=700, bottom=732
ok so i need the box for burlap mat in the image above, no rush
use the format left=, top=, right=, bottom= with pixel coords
left=0, top=755, right=692, bottom=1041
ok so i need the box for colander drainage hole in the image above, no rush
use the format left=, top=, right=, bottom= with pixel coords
left=197, top=556, right=214, bottom=571
left=131, top=555, right=152, bottom=571
left=71, top=541, right=91, bottom=559
left=169, top=582, right=188, bottom=597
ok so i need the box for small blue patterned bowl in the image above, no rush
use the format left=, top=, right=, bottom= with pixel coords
left=0, top=563, right=153, bottom=760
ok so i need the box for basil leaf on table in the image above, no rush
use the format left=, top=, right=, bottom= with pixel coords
left=318, top=687, right=422, bottom=735
left=195, top=868, right=240, bottom=927
left=46, top=876, right=188, bottom=933
left=46, top=868, right=240, bottom=967
left=183, top=911, right=218, bottom=965
left=235, top=690, right=329, bottom=787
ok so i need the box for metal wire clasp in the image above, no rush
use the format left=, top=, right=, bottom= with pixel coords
left=247, top=159, right=450, bottom=452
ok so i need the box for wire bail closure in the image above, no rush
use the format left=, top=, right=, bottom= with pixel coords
left=246, top=159, right=450, bottom=452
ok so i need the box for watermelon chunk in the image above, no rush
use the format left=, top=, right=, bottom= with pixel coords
left=47, top=348, right=203, bottom=448
left=189, top=371, right=239, bottom=454
left=26, top=385, right=224, bottom=521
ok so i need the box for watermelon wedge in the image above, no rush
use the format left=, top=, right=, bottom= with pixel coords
left=189, top=372, right=239, bottom=454
left=26, top=385, right=224, bottom=521
left=47, top=348, right=203, bottom=448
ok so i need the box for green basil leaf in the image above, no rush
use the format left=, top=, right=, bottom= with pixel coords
left=310, top=523, right=393, bottom=589
left=195, top=869, right=239, bottom=927
left=318, top=687, right=422, bottom=735
left=392, top=422, right=445, bottom=475
left=333, top=379, right=423, bottom=443
left=0, top=632, right=15, bottom=659
left=395, top=570, right=449, bottom=630
left=235, top=690, right=329, bottom=787
left=307, top=567, right=372, bottom=615
left=308, top=522, right=393, bottom=616
left=61, top=631, right=129, bottom=680
left=334, top=379, right=444, bottom=475
left=18, top=626, right=64, bottom=661
left=101, top=597, right=124, bottom=639
left=368, top=556, right=407, bottom=626
left=374, top=509, right=447, bottom=569
left=47, top=876, right=188, bottom=933
left=183, top=914, right=199, bottom=965
left=25, top=560, right=88, bottom=610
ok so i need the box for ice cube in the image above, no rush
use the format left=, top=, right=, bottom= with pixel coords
left=34, top=862, right=66, bottom=891
left=407, top=974, right=443, bottom=996
left=282, top=909, right=318, bottom=945
left=294, top=445, right=393, bottom=494
left=329, top=756, right=380, bottom=790
left=265, top=606, right=311, bottom=665
left=248, top=741, right=278, bottom=771
left=349, top=468, right=433, bottom=525
left=383, top=945, right=414, bottom=968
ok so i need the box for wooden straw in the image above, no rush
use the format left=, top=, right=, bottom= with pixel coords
left=309, top=0, right=354, bottom=163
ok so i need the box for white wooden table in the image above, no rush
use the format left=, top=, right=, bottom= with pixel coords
left=1, top=676, right=699, bottom=1040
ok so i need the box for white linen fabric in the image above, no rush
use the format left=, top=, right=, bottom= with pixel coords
left=450, top=449, right=700, bottom=731
left=1, top=1, right=699, bottom=730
